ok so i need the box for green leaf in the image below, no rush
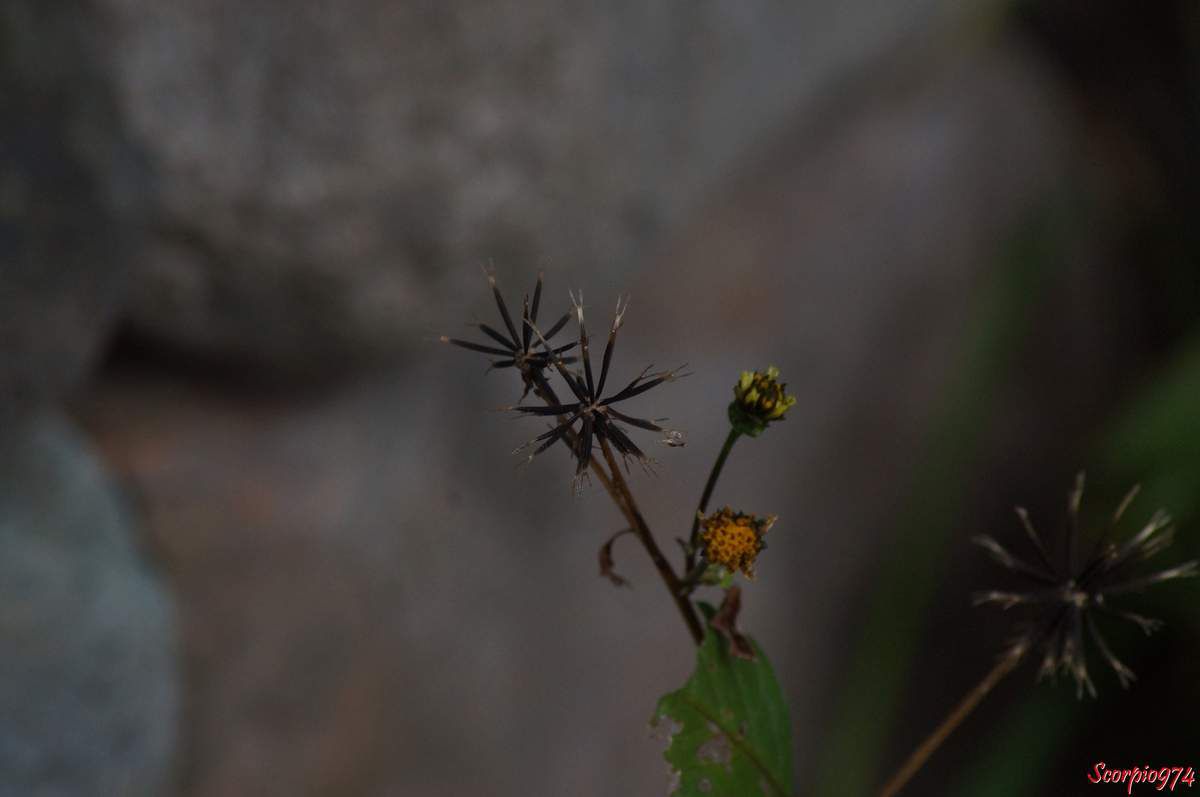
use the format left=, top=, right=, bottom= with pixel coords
left=652, top=628, right=793, bottom=797
left=812, top=219, right=1054, bottom=796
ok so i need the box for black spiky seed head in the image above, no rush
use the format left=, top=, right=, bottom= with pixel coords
left=439, top=267, right=577, bottom=399
left=510, top=290, right=687, bottom=484
left=973, top=473, right=1198, bottom=698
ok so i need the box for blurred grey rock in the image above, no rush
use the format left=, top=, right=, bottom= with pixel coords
left=96, top=0, right=942, bottom=377
left=0, top=410, right=177, bottom=797
left=0, top=3, right=142, bottom=408
left=78, top=372, right=435, bottom=796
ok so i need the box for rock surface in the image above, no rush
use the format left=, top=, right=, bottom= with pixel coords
left=0, top=410, right=178, bottom=797
left=94, top=0, right=941, bottom=377
left=0, top=3, right=141, bottom=407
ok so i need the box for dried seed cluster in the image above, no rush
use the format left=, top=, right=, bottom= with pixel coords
left=440, top=268, right=577, bottom=400
left=509, top=291, right=687, bottom=480
left=974, top=474, right=1198, bottom=697
left=442, top=270, right=687, bottom=484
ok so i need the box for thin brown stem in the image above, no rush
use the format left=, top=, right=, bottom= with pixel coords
left=878, top=645, right=1026, bottom=797
left=598, top=437, right=705, bottom=644
left=529, top=375, right=702, bottom=644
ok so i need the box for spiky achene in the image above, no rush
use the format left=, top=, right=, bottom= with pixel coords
left=973, top=474, right=1198, bottom=698
left=440, top=268, right=577, bottom=398
left=512, top=291, right=686, bottom=479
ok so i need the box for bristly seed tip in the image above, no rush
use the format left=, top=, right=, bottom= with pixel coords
left=977, top=475, right=1195, bottom=697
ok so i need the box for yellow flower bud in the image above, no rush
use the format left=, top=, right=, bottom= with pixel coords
left=729, top=365, right=796, bottom=436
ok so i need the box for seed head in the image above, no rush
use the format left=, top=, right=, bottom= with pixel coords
left=511, top=292, right=688, bottom=482
left=439, top=268, right=577, bottom=399
left=729, top=366, right=797, bottom=437
left=974, top=473, right=1198, bottom=698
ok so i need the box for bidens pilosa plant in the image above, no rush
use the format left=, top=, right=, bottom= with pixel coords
left=441, top=269, right=1196, bottom=797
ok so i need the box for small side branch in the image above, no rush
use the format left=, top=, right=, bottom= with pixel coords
left=686, top=428, right=741, bottom=573
left=599, top=438, right=704, bottom=644
left=531, top=373, right=702, bottom=644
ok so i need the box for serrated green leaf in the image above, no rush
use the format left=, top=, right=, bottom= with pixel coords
left=652, top=630, right=793, bottom=797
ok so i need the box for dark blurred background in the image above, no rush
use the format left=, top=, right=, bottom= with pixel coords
left=2, top=1, right=1198, bottom=795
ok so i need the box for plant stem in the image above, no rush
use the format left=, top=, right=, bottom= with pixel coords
left=878, top=646, right=1026, bottom=797
left=598, top=437, right=705, bottom=644
left=686, top=428, right=741, bottom=572
left=530, top=373, right=703, bottom=644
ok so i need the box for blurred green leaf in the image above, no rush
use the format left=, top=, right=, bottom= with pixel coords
left=1102, top=330, right=1200, bottom=524
left=653, top=625, right=793, bottom=797
left=950, top=688, right=1073, bottom=796
left=813, top=221, right=1052, bottom=797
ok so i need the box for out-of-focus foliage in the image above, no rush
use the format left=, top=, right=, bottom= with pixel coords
left=1103, top=331, right=1200, bottom=525
left=813, top=222, right=1052, bottom=797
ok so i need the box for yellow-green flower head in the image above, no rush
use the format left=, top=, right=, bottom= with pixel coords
left=729, top=365, right=796, bottom=436
left=699, top=506, right=777, bottom=579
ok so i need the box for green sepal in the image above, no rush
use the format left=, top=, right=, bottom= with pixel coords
left=728, top=402, right=767, bottom=437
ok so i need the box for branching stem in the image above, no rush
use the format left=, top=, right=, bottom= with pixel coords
left=531, top=373, right=703, bottom=645
left=598, top=438, right=705, bottom=644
